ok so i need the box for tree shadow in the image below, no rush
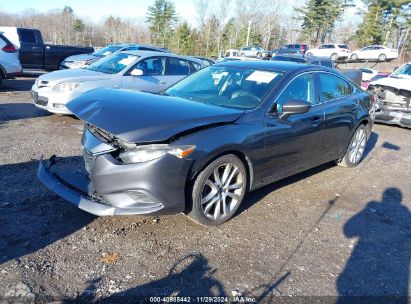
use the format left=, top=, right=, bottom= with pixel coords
left=0, top=156, right=95, bottom=265
left=337, top=188, right=411, bottom=304
left=0, top=102, right=51, bottom=123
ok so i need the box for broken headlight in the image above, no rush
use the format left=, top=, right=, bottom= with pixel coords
left=119, top=144, right=195, bottom=164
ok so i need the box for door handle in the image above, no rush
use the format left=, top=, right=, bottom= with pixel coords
left=157, top=80, right=166, bottom=85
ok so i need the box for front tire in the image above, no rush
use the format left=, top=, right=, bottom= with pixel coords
left=306, top=52, right=313, bottom=57
left=350, top=54, right=358, bottom=60
left=337, top=125, right=368, bottom=168
left=188, top=154, right=247, bottom=226
left=330, top=53, right=338, bottom=61
left=256, top=52, right=262, bottom=59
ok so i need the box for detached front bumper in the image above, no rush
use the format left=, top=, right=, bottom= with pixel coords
left=37, top=152, right=191, bottom=216
left=375, top=104, right=411, bottom=128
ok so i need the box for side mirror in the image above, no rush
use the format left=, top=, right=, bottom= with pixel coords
left=279, top=99, right=311, bottom=120
left=130, top=68, right=144, bottom=76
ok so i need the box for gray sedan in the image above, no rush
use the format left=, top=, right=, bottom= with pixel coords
left=31, top=51, right=205, bottom=114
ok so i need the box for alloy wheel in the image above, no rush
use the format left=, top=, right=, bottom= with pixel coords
left=349, top=127, right=366, bottom=164
left=200, top=163, right=244, bottom=221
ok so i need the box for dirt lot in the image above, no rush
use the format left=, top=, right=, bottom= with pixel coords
left=0, top=76, right=410, bottom=303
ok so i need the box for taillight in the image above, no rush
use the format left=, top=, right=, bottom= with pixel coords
left=2, top=43, right=16, bottom=53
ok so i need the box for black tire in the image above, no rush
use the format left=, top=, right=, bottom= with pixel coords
left=306, top=52, right=313, bottom=57
left=337, top=125, right=368, bottom=168
left=378, top=53, right=387, bottom=61
left=350, top=54, right=358, bottom=60
left=330, top=53, right=338, bottom=61
left=188, top=154, right=247, bottom=226
left=256, top=52, right=262, bottom=59
left=240, top=53, right=245, bottom=57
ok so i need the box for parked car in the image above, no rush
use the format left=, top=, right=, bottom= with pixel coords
left=38, top=61, right=374, bottom=225
left=239, top=45, right=267, bottom=59
left=361, top=73, right=389, bottom=90
left=31, top=51, right=205, bottom=114
left=360, top=68, right=378, bottom=82
left=368, top=62, right=411, bottom=128
left=60, top=44, right=169, bottom=69
left=220, top=49, right=240, bottom=58
left=269, top=43, right=308, bottom=58
left=192, top=56, right=215, bottom=66
left=271, top=54, right=362, bottom=86
left=0, top=33, right=22, bottom=86
left=350, top=45, right=398, bottom=61
left=306, top=44, right=351, bottom=61
left=0, top=27, right=94, bottom=71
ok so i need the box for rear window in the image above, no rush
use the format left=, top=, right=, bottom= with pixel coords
left=18, top=29, right=37, bottom=43
left=338, top=44, right=349, bottom=49
left=167, top=58, right=191, bottom=75
left=319, top=73, right=353, bottom=101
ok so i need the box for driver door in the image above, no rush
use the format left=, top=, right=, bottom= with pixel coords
left=259, top=73, right=325, bottom=183
left=121, top=56, right=168, bottom=93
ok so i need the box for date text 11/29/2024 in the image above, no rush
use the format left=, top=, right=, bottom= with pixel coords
left=148, top=296, right=257, bottom=303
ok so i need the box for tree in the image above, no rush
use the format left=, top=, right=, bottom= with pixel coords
left=175, top=21, right=192, bottom=54
left=295, top=0, right=352, bottom=45
left=146, top=0, right=178, bottom=48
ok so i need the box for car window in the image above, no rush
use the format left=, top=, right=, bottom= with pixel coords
left=191, top=61, right=203, bottom=72
left=87, top=53, right=139, bottom=74
left=18, top=29, right=37, bottom=43
left=167, top=58, right=191, bottom=75
left=338, top=44, right=349, bottom=49
left=165, top=66, right=283, bottom=110
left=134, top=57, right=165, bottom=76
left=93, top=45, right=122, bottom=57
left=276, top=73, right=317, bottom=112
left=319, top=73, right=353, bottom=102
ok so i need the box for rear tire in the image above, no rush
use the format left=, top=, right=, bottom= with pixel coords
left=378, top=53, right=387, bottom=61
left=240, top=53, right=245, bottom=57
left=256, top=52, right=262, bottom=59
left=188, top=154, right=247, bottom=226
left=350, top=54, right=358, bottom=60
left=330, top=53, right=338, bottom=61
left=337, top=125, right=368, bottom=168
left=306, top=52, right=313, bottom=57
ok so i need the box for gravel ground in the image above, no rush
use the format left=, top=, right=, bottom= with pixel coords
left=0, top=76, right=410, bottom=303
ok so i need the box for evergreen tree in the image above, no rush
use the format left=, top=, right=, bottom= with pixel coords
left=146, top=0, right=178, bottom=48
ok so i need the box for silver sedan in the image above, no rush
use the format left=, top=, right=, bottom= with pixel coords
left=31, top=51, right=205, bottom=114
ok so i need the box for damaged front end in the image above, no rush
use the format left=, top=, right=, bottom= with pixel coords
left=370, top=85, right=411, bottom=128
left=38, top=124, right=192, bottom=216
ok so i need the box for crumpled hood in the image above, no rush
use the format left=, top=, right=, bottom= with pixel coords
left=371, top=76, right=411, bottom=91
left=67, top=88, right=245, bottom=143
left=39, top=68, right=111, bottom=84
left=63, top=53, right=97, bottom=62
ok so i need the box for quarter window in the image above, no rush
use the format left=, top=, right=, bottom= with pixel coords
left=319, top=73, right=353, bottom=101
left=276, top=74, right=316, bottom=112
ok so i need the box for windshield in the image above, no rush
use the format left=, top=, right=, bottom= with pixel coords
left=165, top=66, right=283, bottom=110
left=93, top=45, right=122, bottom=57
left=390, top=64, right=411, bottom=78
left=87, top=53, right=139, bottom=74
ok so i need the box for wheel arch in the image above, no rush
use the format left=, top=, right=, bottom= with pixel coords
left=0, top=64, right=6, bottom=79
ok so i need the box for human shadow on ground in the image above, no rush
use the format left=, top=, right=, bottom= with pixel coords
left=337, top=187, right=411, bottom=304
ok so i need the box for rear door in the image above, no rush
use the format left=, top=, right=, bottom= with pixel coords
left=17, top=28, right=43, bottom=69
left=121, top=56, right=168, bottom=93
left=316, top=72, right=357, bottom=161
left=261, top=72, right=325, bottom=182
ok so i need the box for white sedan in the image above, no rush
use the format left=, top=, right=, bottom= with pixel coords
left=350, top=45, right=398, bottom=61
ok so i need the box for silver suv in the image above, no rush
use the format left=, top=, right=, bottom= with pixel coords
left=0, top=33, right=22, bottom=86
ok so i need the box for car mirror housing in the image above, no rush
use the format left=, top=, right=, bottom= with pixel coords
left=130, top=68, right=144, bottom=76
left=279, top=99, right=311, bottom=120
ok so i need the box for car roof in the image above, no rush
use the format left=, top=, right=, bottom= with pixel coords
left=215, top=60, right=329, bottom=73
left=110, top=43, right=167, bottom=50
left=120, top=50, right=205, bottom=63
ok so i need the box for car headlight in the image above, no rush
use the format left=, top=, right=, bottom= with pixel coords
left=119, top=144, right=195, bottom=164
left=54, top=82, right=80, bottom=92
